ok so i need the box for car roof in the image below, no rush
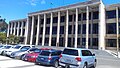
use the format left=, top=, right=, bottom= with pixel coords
left=42, top=49, right=62, bottom=52
left=64, top=47, right=90, bottom=51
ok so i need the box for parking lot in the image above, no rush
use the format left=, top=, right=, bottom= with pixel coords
left=0, top=50, right=120, bottom=68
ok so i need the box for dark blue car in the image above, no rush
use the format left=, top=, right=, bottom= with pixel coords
left=35, top=49, right=62, bottom=68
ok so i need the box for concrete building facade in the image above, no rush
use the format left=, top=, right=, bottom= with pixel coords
left=7, top=0, right=120, bottom=50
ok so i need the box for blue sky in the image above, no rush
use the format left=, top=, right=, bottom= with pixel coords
left=0, top=0, right=119, bottom=23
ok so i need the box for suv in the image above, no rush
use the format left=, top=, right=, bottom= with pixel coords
left=59, top=48, right=97, bottom=68
left=36, top=49, right=62, bottom=68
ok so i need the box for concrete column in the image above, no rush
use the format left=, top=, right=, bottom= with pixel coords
left=99, top=1, right=105, bottom=50
left=30, top=16, right=35, bottom=45
left=116, top=7, right=119, bottom=55
left=49, top=13, right=53, bottom=46
left=25, top=17, right=30, bottom=45
left=7, top=24, right=10, bottom=37
left=75, top=8, right=78, bottom=48
left=56, top=12, right=61, bottom=47
left=13, top=23, right=16, bottom=35
left=17, top=22, right=20, bottom=36
left=86, top=6, right=89, bottom=49
left=80, top=13, right=83, bottom=46
left=42, top=14, right=46, bottom=46
left=65, top=10, right=69, bottom=47
left=36, top=15, right=40, bottom=45
left=20, top=21, right=24, bottom=36
left=90, top=12, right=93, bottom=48
left=10, top=23, right=13, bottom=34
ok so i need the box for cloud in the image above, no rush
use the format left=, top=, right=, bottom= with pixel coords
left=26, top=0, right=46, bottom=6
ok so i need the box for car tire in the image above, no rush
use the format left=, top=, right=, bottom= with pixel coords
left=1, top=51, right=4, bottom=55
left=20, top=54, right=25, bottom=60
left=93, top=60, right=97, bottom=68
left=54, top=60, right=59, bottom=68
left=83, top=63, right=88, bottom=68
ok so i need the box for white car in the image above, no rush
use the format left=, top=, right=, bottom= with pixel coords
left=5, top=44, right=35, bottom=57
left=59, top=48, right=97, bottom=68
left=11, top=48, right=38, bottom=59
left=0, top=45, right=13, bottom=55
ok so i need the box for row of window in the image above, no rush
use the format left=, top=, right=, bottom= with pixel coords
left=9, top=29, right=25, bottom=36
left=106, top=10, right=120, bottom=19
left=40, top=11, right=99, bottom=24
left=10, top=21, right=26, bottom=28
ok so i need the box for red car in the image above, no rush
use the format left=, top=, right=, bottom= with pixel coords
left=23, top=48, right=52, bottom=62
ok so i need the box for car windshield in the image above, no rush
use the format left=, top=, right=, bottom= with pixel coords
left=40, top=51, right=50, bottom=56
left=34, top=49, right=41, bottom=53
left=20, top=47, right=30, bottom=51
left=0, top=45, right=3, bottom=48
left=62, top=49, right=78, bottom=56
left=5, top=46, right=11, bottom=49
left=14, top=46, right=21, bottom=49
left=29, top=48, right=38, bottom=51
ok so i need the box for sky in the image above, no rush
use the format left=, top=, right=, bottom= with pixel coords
left=0, top=0, right=120, bottom=23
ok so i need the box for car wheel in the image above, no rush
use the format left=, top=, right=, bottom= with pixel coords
left=54, top=61, right=59, bottom=68
left=1, top=51, right=4, bottom=55
left=83, top=63, right=88, bottom=68
left=93, top=60, right=97, bottom=68
left=21, top=54, right=25, bottom=60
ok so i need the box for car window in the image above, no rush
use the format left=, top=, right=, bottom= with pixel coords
left=5, top=46, right=11, bottom=49
left=62, top=49, right=78, bottom=56
left=40, top=51, right=50, bottom=56
left=14, top=46, right=21, bottom=49
left=34, top=49, right=41, bottom=53
left=51, top=51, right=62, bottom=56
left=20, top=47, right=30, bottom=51
left=0, top=46, right=3, bottom=48
left=21, top=46, right=30, bottom=49
left=82, top=50, right=93, bottom=56
left=29, top=48, right=38, bottom=51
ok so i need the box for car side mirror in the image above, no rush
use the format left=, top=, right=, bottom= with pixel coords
left=92, top=54, right=95, bottom=56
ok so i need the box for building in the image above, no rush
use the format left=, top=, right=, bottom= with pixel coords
left=7, top=0, right=120, bottom=50
left=7, top=18, right=27, bottom=43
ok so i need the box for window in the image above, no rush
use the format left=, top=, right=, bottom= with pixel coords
left=82, top=38, right=86, bottom=46
left=92, top=23, right=98, bottom=34
left=60, top=26, right=64, bottom=34
left=45, top=27, right=50, bottom=34
left=83, top=13, right=86, bottom=20
left=40, top=27, right=43, bottom=34
left=45, top=37, right=49, bottom=46
left=23, top=29, right=25, bottom=35
left=78, top=25, right=81, bottom=34
left=19, top=22, right=22, bottom=27
left=69, top=15, right=73, bottom=22
left=77, top=38, right=80, bottom=45
left=68, top=25, right=72, bottom=34
left=106, top=10, right=116, bottom=19
left=82, top=24, right=86, bottom=34
left=52, top=26, right=57, bottom=34
left=82, top=50, right=92, bottom=56
left=23, top=21, right=26, bottom=27
left=46, top=18, right=50, bottom=24
left=92, top=38, right=98, bottom=46
left=106, top=23, right=116, bottom=34
left=68, top=38, right=71, bottom=47
left=60, top=16, right=65, bottom=22
left=51, top=51, right=62, bottom=56
left=39, top=37, right=42, bottom=44
left=78, top=14, right=81, bottom=21
left=51, top=37, right=56, bottom=46
left=59, top=37, right=64, bottom=47
left=53, top=17, right=58, bottom=23
left=40, top=51, right=50, bottom=56
left=119, top=10, right=120, bottom=18
left=106, top=39, right=116, bottom=47
left=41, top=19, right=44, bottom=24
left=63, top=49, right=78, bottom=56
left=93, top=11, right=99, bottom=19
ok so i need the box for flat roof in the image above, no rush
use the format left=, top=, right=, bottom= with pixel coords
left=28, top=0, right=100, bottom=15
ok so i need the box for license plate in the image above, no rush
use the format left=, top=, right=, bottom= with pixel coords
left=65, top=58, right=72, bottom=63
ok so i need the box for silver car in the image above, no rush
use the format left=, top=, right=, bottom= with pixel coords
left=59, top=48, right=97, bottom=68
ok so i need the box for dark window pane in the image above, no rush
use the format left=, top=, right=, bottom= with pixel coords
left=46, top=18, right=50, bottom=24
left=69, top=15, right=73, bottom=22
left=92, top=23, right=98, bottom=34
left=45, top=27, right=50, bottom=34
left=52, top=26, right=57, bottom=34
left=78, top=25, right=81, bottom=34
left=106, top=23, right=116, bottom=34
left=60, top=16, right=65, bottom=22
left=60, top=26, right=64, bottom=34
left=41, top=19, right=44, bottom=24
left=53, top=17, right=58, bottom=23
left=106, top=10, right=116, bottom=19
left=78, top=14, right=81, bottom=21
left=83, top=13, right=86, bottom=20
left=106, top=39, right=116, bottom=47
left=82, top=24, right=86, bottom=34
left=40, top=27, right=43, bottom=34
left=68, top=25, right=72, bottom=34
left=93, top=11, right=99, bottom=19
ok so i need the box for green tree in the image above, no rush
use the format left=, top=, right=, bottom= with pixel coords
left=8, top=34, right=20, bottom=44
left=0, top=32, right=7, bottom=44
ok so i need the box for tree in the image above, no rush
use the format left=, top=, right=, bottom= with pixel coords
left=8, top=34, right=20, bottom=44
left=0, top=32, right=7, bottom=44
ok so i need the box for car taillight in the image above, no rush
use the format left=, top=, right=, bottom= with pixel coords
left=48, top=56, right=52, bottom=60
left=59, top=54, right=62, bottom=58
left=75, top=57, right=81, bottom=61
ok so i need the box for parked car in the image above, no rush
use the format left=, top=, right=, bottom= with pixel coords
left=11, top=48, right=38, bottom=59
left=10, top=46, right=31, bottom=58
left=35, top=49, right=62, bottom=68
left=0, top=45, right=13, bottom=55
left=59, top=48, right=97, bottom=68
left=5, top=44, right=34, bottom=57
left=23, top=48, right=52, bottom=62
